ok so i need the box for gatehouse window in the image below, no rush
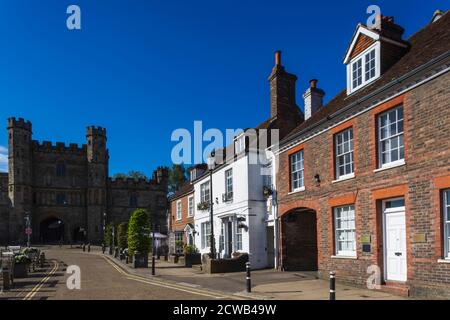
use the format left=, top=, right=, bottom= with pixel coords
left=56, top=163, right=66, bottom=177
left=334, top=205, right=356, bottom=256
left=129, top=195, right=138, bottom=207
left=56, top=193, right=66, bottom=205
left=444, top=190, right=450, bottom=259
left=377, top=105, right=404, bottom=168
left=290, top=150, right=304, bottom=192
left=335, top=128, right=354, bottom=179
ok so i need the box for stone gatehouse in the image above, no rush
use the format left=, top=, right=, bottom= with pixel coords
left=0, top=118, right=168, bottom=245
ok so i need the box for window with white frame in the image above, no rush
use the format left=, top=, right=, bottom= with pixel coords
left=225, top=169, right=233, bottom=200
left=334, top=205, right=356, bottom=256
left=290, top=150, right=304, bottom=192
left=200, top=181, right=210, bottom=204
left=176, top=200, right=182, bottom=220
left=348, top=47, right=379, bottom=94
left=335, top=128, right=354, bottom=179
left=201, top=222, right=211, bottom=249
left=236, top=223, right=243, bottom=251
left=235, top=135, right=245, bottom=154
left=175, top=232, right=184, bottom=253
left=188, top=196, right=194, bottom=217
left=444, top=190, right=450, bottom=259
left=378, top=106, right=404, bottom=167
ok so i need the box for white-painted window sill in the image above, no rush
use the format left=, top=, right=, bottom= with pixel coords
left=437, top=259, right=450, bottom=264
left=332, top=173, right=355, bottom=184
left=331, top=255, right=358, bottom=260
left=288, top=186, right=305, bottom=195
left=373, top=159, right=406, bottom=173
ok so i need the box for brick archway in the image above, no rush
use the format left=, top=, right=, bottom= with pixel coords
left=280, top=208, right=318, bottom=271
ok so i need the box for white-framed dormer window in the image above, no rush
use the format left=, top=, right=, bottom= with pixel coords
left=190, top=169, right=196, bottom=182
left=334, top=205, right=356, bottom=257
left=188, top=196, right=194, bottom=217
left=347, top=43, right=380, bottom=94
left=235, top=135, right=246, bottom=154
left=290, top=150, right=304, bottom=192
left=176, top=200, right=182, bottom=221
left=335, top=128, right=354, bottom=180
left=444, top=189, right=450, bottom=259
left=378, top=105, right=404, bottom=168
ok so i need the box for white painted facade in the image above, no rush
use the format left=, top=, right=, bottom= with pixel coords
left=193, top=148, right=277, bottom=270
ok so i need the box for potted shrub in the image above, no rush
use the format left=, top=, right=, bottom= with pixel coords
left=14, top=254, right=31, bottom=278
left=127, top=209, right=151, bottom=268
left=184, top=245, right=201, bottom=267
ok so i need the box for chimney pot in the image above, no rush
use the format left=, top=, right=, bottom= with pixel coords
left=275, top=50, right=282, bottom=66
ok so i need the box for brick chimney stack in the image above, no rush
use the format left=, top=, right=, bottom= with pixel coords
left=303, top=79, right=325, bottom=121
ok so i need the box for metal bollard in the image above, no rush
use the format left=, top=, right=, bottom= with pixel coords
left=87, top=244, right=91, bottom=253
left=125, top=255, right=129, bottom=264
left=246, top=262, right=251, bottom=293
left=329, top=271, right=336, bottom=300
left=40, top=252, right=45, bottom=268
left=82, top=244, right=86, bottom=252
left=151, top=255, right=155, bottom=276
left=2, top=270, right=11, bottom=291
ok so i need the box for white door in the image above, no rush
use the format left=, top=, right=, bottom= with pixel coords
left=383, top=199, right=407, bottom=282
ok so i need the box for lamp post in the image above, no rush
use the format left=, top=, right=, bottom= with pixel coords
left=24, top=211, right=31, bottom=248
left=207, top=154, right=216, bottom=259
left=152, top=220, right=156, bottom=275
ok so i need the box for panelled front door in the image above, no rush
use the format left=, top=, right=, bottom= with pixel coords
left=383, top=198, right=407, bottom=282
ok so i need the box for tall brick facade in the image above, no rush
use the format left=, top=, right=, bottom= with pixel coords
left=0, top=118, right=168, bottom=245
left=275, top=13, right=450, bottom=297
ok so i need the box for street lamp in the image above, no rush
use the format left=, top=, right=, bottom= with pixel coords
left=24, top=211, right=31, bottom=248
left=207, top=153, right=216, bottom=259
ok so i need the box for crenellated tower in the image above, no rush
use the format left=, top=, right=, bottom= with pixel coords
left=86, top=126, right=109, bottom=242
left=7, top=117, right=33, bottom=242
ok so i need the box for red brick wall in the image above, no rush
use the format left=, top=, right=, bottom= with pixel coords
left=170, top=192, right=194, bottom=243
left=349, top=34, right=375, bottom=60
left=277, top=72, right=450, bottom=297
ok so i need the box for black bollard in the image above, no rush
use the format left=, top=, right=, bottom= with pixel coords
left=152, top=255, right=156, bottom=276
left=330, top=271, right=336, bottom=300
left=82, top=244, right=86, bottom=252
left=87, top=244, right=91, bottom=253
left=246, top=262, right=251, bottom=293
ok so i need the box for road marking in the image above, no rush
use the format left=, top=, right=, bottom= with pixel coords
left=101, top=256, right=246, bottom=300
left=23, top=260, right=59, bottom=300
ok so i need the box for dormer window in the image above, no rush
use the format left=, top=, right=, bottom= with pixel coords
left=190, top=169, right=197, bottom=182
left=347, top=44, right=380, bottom=94
left=235, top=135, right=245, bottom=154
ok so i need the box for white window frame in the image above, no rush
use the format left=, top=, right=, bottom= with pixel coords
left=346, top=42, right=381, bottom=95
left=225, top=169, right=233, bottom=199
left=335, top=128, right=355, bottom=180
left=334, top=205, right=357, bottom=257
left=235, top=222, right=243, bottom=251
left=200, top=181, right=210, bottom=204
left=377, top=105, right=404, bottom=169
left=201, top=222, right=211, bottom=249
left=290, top=150, right=304, bottom=192
left=176, top=200, right=182, bottom=221
left=188, top=196, right=194, bottom=217
left=175, top=231, right=184, bottom=254
left=444, top=190, right=450, bottom=259
left=235, top=135, right=246, bottom=154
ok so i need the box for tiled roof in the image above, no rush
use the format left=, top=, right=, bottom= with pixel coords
left=282, top=11, right=450, bottom=144
left=169, top=181, right=193, bottom=201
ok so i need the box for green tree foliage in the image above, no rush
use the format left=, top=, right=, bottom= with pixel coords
left=112, top=171, right=148, bottom=181
left=168, top=164, right=187, bottom=193
left=117, top=222, right=128, bottom=249
left=127, top=209, right=151, bottom=255
left=104, top=223, right=117, bottom=246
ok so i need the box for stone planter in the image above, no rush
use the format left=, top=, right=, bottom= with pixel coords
left=14, top=263, right=29, bottom=278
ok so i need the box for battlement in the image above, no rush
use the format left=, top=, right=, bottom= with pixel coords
left=7, top=117, right=32, bottom=131
left=108, top=177, right=159, bottom=188
left=86, top=126, right=107, bottom=137
left=32, top=140, right=87, bottom=154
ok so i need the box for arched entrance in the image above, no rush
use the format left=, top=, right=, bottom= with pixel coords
left=40, top=217, right=64, bottom=243
left=281, top=208, right=318, bottom=271
left=73, top=227, right=87, bottom=244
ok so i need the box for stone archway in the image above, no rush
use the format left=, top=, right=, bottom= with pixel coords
left=40, top=217, right=65, bottom=243
left=281, top=208, right=318, bottom=271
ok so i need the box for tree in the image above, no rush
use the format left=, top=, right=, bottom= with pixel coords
left=104, top=223, right=117, bottom=246
left=117, top=222, right=128, bottom=249
left=127, top=209, right=151, bottom=255
left=112, top=171, right=148, bottom=181
left=168, top=164, right=187, bottom=193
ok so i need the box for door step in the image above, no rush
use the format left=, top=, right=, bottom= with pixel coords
left=380, top=281, right=410, bottom=297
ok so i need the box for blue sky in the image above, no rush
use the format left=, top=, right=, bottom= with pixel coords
left=0, top=0, right=447, bottom=176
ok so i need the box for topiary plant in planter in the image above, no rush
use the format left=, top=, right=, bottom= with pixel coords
left=14, top=254, right=31, bottom=278
left=127, top=209, right=151, bottom=268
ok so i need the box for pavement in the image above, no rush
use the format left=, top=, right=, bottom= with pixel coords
left=0, top=246, right=405, bottom=300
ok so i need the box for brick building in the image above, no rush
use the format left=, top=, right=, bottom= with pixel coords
left=0, top=118, right=168, bottom=245
left=273, top=11, right=450, bottom=297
